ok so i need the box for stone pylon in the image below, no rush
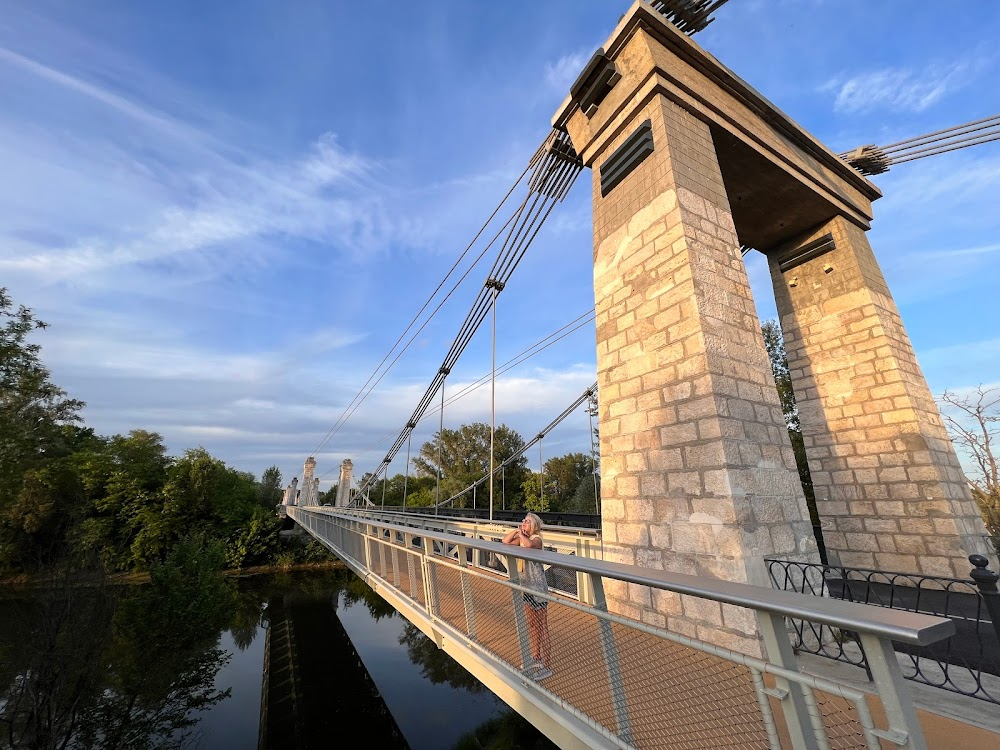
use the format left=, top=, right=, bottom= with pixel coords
left=301, top=457, right=317, bottom=506
left=336, top=460, right=353, bottom=507
left=769, top=218, right=995, bottom=576
left=553, top=2, right=821, bottom=654
left=552, top=0, right=994, bottom=655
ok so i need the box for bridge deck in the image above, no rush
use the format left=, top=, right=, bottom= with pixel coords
left=378, top=545, right=865, bottom=749
left=296, top=509, right=1000, bottom=749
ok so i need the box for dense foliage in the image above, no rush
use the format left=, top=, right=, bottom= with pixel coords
left=0, top=288, right=333, bottom=577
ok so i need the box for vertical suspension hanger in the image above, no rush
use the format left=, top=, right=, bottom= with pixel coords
left=486, top=277, right=504, bottom=523
left=381, top=458, right=388, bottom=511
left=403, top=422, right=415, bottom=511
left=436, top=367, right=449, bottom=517
left=588, top=388, right=600, bottom=515
left=538, top=436, right=544, bottom=511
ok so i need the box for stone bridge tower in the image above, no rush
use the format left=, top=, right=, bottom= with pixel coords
left=553, top=0, right=991, bottom=647
left=336, top=459, right=353, bottom=507
left=301, top=456, right=318, bottom=506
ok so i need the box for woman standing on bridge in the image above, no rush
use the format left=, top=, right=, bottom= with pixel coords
left=502, top=513, right=553, bottom=680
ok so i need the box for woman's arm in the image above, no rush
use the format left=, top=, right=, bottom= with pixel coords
left=501, top=528, right=521, bottom=545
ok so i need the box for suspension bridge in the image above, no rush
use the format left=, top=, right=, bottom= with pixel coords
left=275, top=1, right=1000, bottom=747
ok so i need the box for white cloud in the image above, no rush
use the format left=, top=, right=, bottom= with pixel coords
left=0, top=133, right=383, bottom=280
left=878, top=152, right=1000, bottom=208
left=824, top=53, right=991, bottom=114
left=544, top=50, right=591, bottom=92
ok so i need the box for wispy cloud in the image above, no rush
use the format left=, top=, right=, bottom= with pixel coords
left=0, top=132, right=387, bottom=280
left=544, top=50, right=591, bottom=92
left=823, top=52, right=992, bottom=114
left=879, top=152, right=1000, bottom=207
left=0, top=44, right=214, bottom=149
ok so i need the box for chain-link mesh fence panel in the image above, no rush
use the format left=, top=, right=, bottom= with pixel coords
left=812, top=690, right=869, bottom=750
left=290, top=511, right=938, bottom=750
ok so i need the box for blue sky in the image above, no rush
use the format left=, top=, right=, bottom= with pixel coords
left=2, top=0, right=999, bottom=490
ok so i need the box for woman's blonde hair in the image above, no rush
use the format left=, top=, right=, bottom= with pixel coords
left=524, top=512, right=543, bottom=536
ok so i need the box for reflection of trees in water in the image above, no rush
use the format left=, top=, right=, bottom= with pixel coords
left=451, top=711, right=559, bottom=750
left=0, top=541, right=239, bottom=749
left=0, top=568, right=117, bottom=749
left=395, top=622, right=559, bottom=750
left=398, top=624, right=486, bottom=694
left=2, top=561, right=555, bottom=750
left=341, top=574, right=397, bottom=621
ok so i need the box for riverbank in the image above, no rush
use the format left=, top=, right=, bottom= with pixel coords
left=0, top=559, right=346, bottom=589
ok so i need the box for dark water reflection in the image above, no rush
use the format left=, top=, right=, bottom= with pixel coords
left=0, top=568, right=555, bottom=750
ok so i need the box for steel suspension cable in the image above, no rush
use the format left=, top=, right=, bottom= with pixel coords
left=355, top=131, right=582, bottom=496
left=310, top=164, right=535, bottom=457
left=840, top=113, right=1000, bottom=176
left=436, top=382, right=598, bottom=508
left=337, top=309, right=597, bottom=471
left=314, top=208, right=524, bottom=460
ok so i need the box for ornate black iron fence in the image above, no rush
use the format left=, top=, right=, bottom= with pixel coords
left=765, top=556, right=1000, bottom=704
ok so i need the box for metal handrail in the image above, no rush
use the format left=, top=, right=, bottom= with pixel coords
left=331, top=506, right=601, bottom=538
left=290, top=506, right=955, bottom=749
left=320, top=509, right=953, bottom=647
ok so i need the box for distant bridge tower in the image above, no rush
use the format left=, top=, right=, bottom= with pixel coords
left=336, top=460, right=353, bottom=507
left=285, top=477, right=299, bottom=507
left=301, top=457, right=318, bottom=506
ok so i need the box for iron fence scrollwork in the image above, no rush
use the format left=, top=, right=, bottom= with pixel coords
left=766, top=556, right=1000, bottom=705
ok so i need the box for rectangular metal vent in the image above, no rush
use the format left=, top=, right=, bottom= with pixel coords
left=778, top=233, right=836, bottom=273
left=599, top=119, right=654, bottom=197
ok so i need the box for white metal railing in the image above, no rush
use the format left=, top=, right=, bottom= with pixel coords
left=287, top=506, right=954, bottom=750
left=324, top=507, right=604, bottom=601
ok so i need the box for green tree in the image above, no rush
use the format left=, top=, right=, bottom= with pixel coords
left=761, top=321, right=820, bottom=539
left=413, top=423, right=528, bottom=508
left=258, top=465, right=283, bottom=509
left=520, top=472, right=549, bottom=513
left=72, top=430, right=170, bottom=571
left=0, top=459, right=85, bottom=569
left=0, top=289, right=84, bottom=568
left=318, top=483, right=338, bottom=505
left=542, top=452, right=595, bottom=511
left=129, top=448, right=247, bottom=567
left=565, top=472, right=601, bottom=514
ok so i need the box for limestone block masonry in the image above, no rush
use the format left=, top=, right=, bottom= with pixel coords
left=769, top=217, right=993, bottom=577
left=301, top=456, right=317, bottom=507
left=336, top=459, right=353, bottom=508
left=585, top=93, right=821, bottom=655
left=552, top=0, right=992, bottom=653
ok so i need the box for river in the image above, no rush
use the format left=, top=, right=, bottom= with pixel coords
left=0, top=568, right=554, bottom=750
